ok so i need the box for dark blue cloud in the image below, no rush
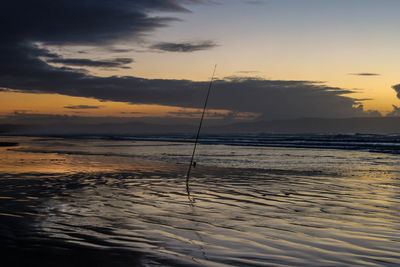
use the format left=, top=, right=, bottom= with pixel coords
left=48, top=58, right=133, bottom=68
left=151, top=41, right=217, bottom=52
left=0, top=0, right=199, bottom=45
left=392, top=84, right=400, bottom=100
left=349, top=73, right=380, bottom=76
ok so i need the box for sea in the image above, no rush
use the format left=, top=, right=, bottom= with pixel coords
left=1, top=134, right=400, bottom=266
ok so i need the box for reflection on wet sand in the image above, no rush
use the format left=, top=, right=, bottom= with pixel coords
left=1, top=137, right=400, bottom=266
left=1, top=166, right=399, bottom=266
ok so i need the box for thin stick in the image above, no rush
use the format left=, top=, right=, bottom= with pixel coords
left=186, top=65, right=217, bottom=199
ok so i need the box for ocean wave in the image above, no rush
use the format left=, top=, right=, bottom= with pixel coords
left=126, top=133, right=400, bottom=155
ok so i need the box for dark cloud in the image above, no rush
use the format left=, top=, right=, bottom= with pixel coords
left=392, top=84, right=400, bottom=100
left=48, top=58, right=133, bottom=68
left=349, top=73, right=380, bottom=76
left=387, top=105, right=400, bottom=117
left=64, top=105, right=103, bottom=110
left=13, top=110, right=33, bottom=115
left=0, top=1, right=199, bottom=45
left=151, top=41, right=217, bottom=52
left=109, top=48, right=134, bottom=53
left=0, top=0, right=203, bottom=82
left=167, top=110, right=208, bottom=118
left=120, top=111, right=145, bottom=114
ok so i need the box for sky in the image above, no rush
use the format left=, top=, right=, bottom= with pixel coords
left=1, top=0, right=400, bottom=124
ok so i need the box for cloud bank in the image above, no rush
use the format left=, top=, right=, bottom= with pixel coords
left=349, top=73, right=380, bottom=76
left=151, top=41, right=217, bottom=52
left=48, top=58, right=133, bottom=69
left=1, top=72, right=375, bottom=120
left=64, top=105, right=103, bottom=110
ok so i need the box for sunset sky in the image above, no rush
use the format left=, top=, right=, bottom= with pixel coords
left=1, top=0, right=400, bottom=122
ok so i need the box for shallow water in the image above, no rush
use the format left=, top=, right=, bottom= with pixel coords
left=1, top=136, right=400, bottom=266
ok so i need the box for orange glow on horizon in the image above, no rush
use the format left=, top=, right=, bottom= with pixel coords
left=0, top=91, right=253, bottom=119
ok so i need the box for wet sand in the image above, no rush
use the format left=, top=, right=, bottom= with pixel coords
left=0, top=167, right=199, bottom=267
left=1, top=136, right=400, bottom=266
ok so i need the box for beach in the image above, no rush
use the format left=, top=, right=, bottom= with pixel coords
left=1, top=136, right=400, bottom=266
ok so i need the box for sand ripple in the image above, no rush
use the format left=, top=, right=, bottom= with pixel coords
left=1, top=165, right=399, bottom=266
